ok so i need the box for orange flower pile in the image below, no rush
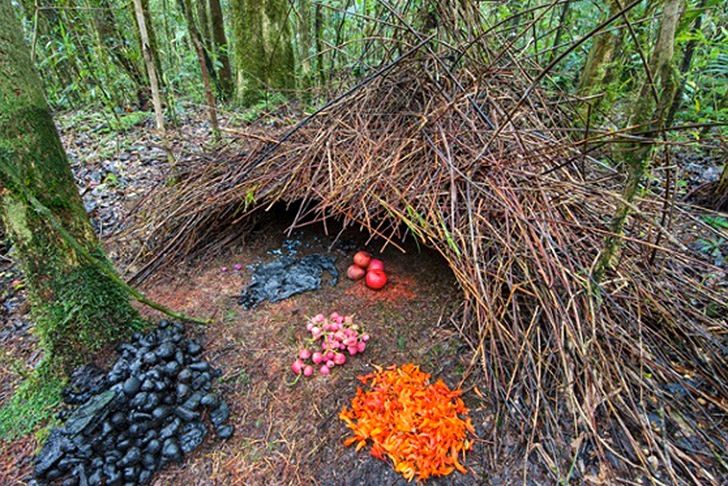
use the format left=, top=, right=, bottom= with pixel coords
left=339, top=363, right=474, bottom=481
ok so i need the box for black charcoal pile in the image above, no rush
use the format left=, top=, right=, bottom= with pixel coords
left=32, top=321, right=233, bottom=485
left=239, top=254, right=338, bottom=309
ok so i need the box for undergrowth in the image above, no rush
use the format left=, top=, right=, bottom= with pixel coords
left=0, top=368, right=64, bottom=440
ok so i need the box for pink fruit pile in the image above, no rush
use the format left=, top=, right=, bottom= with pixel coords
left=292, top=312, right=370, bottom=377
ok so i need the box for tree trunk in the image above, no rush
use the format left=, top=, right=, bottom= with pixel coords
left=665, top=0, right=707, bottom=127
left=132, top=0, right=166, bottom=132
left=181, top=0, right=220, bottom=138
left=209, top=0, right=233, bottom=98
left=0, top=1, right=138, bottom=371
left=593, top=0, right=685, bottom=281
left=231, top=0, right=296, bottom=105
left=91, top=0, right=148, bottom=107
left=314, top=2, right=325, bottom=88
left=197, top=0, right=212, bottom=52
left=578, top=0, right=622, bottom=99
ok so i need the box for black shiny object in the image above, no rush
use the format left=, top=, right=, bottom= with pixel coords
left=32, top=321, right=234, bottom=485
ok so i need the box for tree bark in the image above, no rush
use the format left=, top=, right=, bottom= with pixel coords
left=666, top=0, right=707, bottom=127
left=132, top=0, right=166, bottom=132
left=180, top=0, right=220, bottom=138
left=231, top=0, right=296, bottom=105
left=594, top=0, right=685, bottom=281
left=91, top=0, right=148, bottom=107
left=0, top=1, right=138, bottom=371
left=578, top=0, right=622, bottom=99
left=209, top=0, right=233, bottom=98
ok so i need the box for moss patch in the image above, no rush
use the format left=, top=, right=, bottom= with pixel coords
left=0, top=371, right=64, bottom=440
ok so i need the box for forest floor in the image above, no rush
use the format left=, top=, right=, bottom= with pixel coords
left=0, top=107, right=725, bottom=485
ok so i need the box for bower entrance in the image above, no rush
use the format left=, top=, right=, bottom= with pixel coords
left=141, top=201, right=494, bottom=483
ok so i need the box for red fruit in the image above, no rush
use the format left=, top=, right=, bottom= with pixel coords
left=365, top=269, right=387, bottom=290
left=346, top=264, right=366, bottom=281
left=367, top=259, right=384, bottom=271
left=353, top=251, right=371, bottom=269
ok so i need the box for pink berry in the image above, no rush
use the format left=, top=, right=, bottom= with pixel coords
left=312, top=352, right=323, bottom=364
left=334, top=354, right=346, bottom=365
left=311, top=327, right=322, bottom=338
left=233, top=263, right=242, bottom=271
left=325, top=351, right=335, bottom=361
left=292, top=359, right=303, bottom=374
left=313, top=314, right=325, bottom=323
left=299, top=349, right=311, bottom=360
left=303, top=365, right=313, bottom=377
left=320, top=365, right=330, bottom=375
left=357, top=341, right=366, bottom=353
left=361, top=333, right=370, bottom=342
left=326, top=360, right=335, bottom=368
left=348, top=346, right=358, bottom=356
left=306, top=322, right=314, bottom=331
left=220, top=266, right=228, bottom=272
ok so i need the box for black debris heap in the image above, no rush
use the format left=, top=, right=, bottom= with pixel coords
left=239, top=254, right=338, bottom=309
left=33, top=321, right=233, bottom=485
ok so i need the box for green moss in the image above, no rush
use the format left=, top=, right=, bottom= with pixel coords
left=0, top=371, right=65, bottom=440
left=33, top=263, right=145, bottom=372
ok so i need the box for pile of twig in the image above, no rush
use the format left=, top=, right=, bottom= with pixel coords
left=121, top=28, right=726, bottom=484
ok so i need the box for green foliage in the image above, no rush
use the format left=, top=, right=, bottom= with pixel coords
left=0, top=370, right=64, bottom=440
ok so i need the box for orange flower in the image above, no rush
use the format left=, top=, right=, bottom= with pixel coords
left=339, top=364, right=474, bottom=482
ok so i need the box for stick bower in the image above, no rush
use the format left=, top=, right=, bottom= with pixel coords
left=124, top=52, right=727, bottom=482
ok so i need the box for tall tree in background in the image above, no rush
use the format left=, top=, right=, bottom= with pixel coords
left=231, top=0, right=296, bottom=104
left=578, top=0, right=623, bottom=109
left=132, top=0, right=166, bottom=132
left=209, top=0, right=233, bottom=99
left=594, top=0, right=686, bottom=280
left=180, top=0, right=219, bottom=137
left=0, top=1, right=138, bottom=371
left=90, top=0, right=148, bottom=106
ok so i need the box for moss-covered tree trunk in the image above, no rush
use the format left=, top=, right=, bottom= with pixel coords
left=593, top=0, right=685, bottom=281
left=209, top=0, right=233, bottom=99
left=231, top=0, right=296, bottom=105
left=578, top=0, right=623, bottom=107
left=0, top=2, right=138, bottom=373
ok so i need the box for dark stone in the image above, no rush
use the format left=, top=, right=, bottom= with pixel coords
left=129, top=423, right=148, bottom=437
left=88, top=468, right=102, bottom=486
left=129, top=392, right=148, bottom=409
left=216, top=424, right=234, bottom=440
left=182, top=392, right=203, bottom=410
left=163, top=361, right=181, bottom=376
left=122, top=465, right=138, bottom=481
left=154, top=379, right=168, bottom=392
left=140, top=379, right=155, bottom=392
left=117, top=438, right=131, bottom=451
left=142, top=352, right=157, bottom=365
left=191, top=372, right=211, bottom=391
left=140, top=393, right=159, bottom=412
left=122, top=377, right=141, bottom=396
left=189, top=361, right=210, bottom=372
left=64, top=390, right=117, bottom=436
left=177, top=368, right=192, bottom=382
left=176, top=383, right=190, bottom=400
left=186, top=341, right=202, bottom=356
left=159, top=418, right=181, bottom=439
left=130, top=411, right=152, bottom=423
left=200, top=393, right=219, bottom=408
left=175, top=406, right=200, bottom=422
left=152, top=406, right=171, bottom=422
left=63, top=364, right=107, bottom=405
left=179, top=422, right=207, bottom=454
left=156, top=343, right=175, bottom=359
left=34, top=429, right=66, bottom=477
left=138, top=468, right=153, bottom=485
left=120, top=447, right=141, bottom=466
left=141, top=452, right=157, bottom=469
left=110, top=411, right=127, bottom=429
left=145, top=439, right=161, bottom=455
left=210, top=401, right=230, bottom=428
left=161, top=438, right=182, bottom=463
left=239, top=254, right=338, bottom=308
